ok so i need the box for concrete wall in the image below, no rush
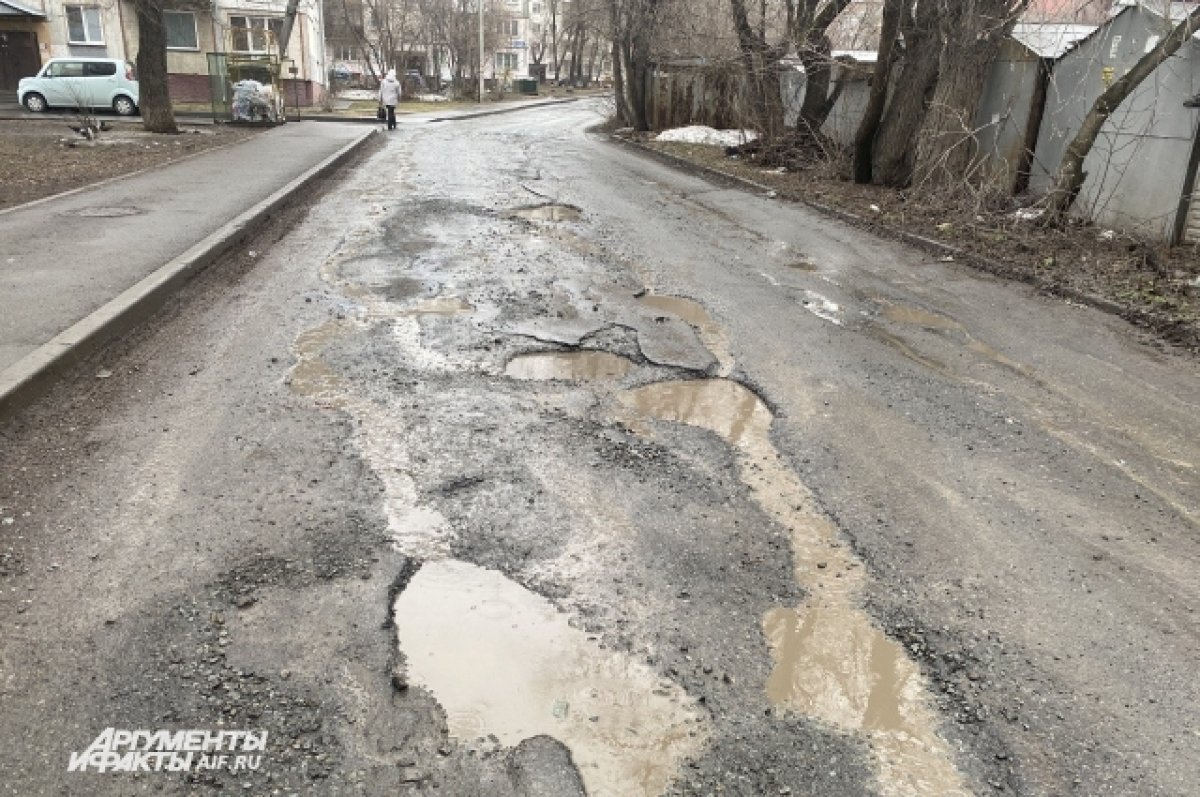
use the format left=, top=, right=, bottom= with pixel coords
left=820, top=65, right=870, bottom=147
left=1031, top=7, right=1200, bottom=240
left=976, top=38, right=1043, bottom=191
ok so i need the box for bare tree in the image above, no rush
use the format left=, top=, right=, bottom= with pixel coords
left=793, top=0, right=852, bottom=132
left=135, top=0, right=179, bottom=133
left=911, top=0, right=1030, bottom=189
left=608, top=0, right=666, bottom=129
left=1044, top=4, right=1200, bottom=220
left=851, top=0, right=901, bottom=183
left=727, top=0, right=793, bottom=139
left=870, top=0, right=940, bottom=186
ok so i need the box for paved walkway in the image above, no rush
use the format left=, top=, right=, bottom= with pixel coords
left=0, top=121, right=373, bottom=410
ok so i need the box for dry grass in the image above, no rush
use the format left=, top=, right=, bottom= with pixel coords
left=0, top=119, right=263, bottom=210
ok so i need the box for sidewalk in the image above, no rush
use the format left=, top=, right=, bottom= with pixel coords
left=0, top=120, right=374, bottom=415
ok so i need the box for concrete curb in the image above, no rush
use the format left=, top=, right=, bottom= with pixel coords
left=611, top=134, right=1135, bottom=323
left=0, top=127, right=379, bottom=418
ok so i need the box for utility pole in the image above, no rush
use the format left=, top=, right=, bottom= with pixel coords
left=478, top=0, right=485, bottom=103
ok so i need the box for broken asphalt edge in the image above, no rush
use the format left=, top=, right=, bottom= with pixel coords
left=0, top=128, right=379, bottom=420
left=608, top=134, right=1133, bottom=323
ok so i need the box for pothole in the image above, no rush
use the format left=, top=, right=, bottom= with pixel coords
left=639, top=295, right=717, bottom=333
left=786, top=260, right=818, bottom=272
left=512, top=203, right=582, bottom=223
left=616, top=377, right=968, bottom=796
left=505, top=351, right=634, bottom=382
left=637, top=293, right=734, bottom=377
left=70, top=206, right=144, bottom=217
left=393, top=559, right=707, bottom=796
left=400, top=296, right=473, bottom=316
left=289, top=320, right=352, bottom=409
left=618, top=379, right=769, bottom=446
left=880, top=303, right=962, bottom=331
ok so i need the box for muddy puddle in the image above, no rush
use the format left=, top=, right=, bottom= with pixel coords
left=393, top=559, right=706, bottom=796
left=505, top=351, right=634, bottom=382
left=617, top=378, right=968, bottom=796
left=619, top=379, right=770, bottom=446
left=640, top=295, right=717, bottom=332
left=881, top=304, right=962, bottom=331
left=513, top=203, right=582, bottom=223
left=876, top=300, right=1033, bottom=379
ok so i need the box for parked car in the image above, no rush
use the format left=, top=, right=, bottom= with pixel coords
left=18, top=57, right=139, bottom=116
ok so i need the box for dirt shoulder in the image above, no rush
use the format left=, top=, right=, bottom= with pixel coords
left=626, top=134, right=1200, bottom=354
left=0, top=119, right=264, bottom=211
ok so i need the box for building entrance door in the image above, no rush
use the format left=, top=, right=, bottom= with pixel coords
left=0, top=31, right=40, bottom=92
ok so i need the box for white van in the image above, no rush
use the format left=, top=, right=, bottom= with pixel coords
left=18, top=57, right=140, bottom=116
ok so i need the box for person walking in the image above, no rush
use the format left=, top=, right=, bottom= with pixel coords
left=379, top=69, right=401, bottom=131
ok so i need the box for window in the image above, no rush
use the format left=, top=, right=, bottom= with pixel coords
left=532, top=2, right=541, bottom=14
left=66, top=6, right=103, bottom=45
left=48, top=60, right=85, bottom=77
left=164, top=10, right=198, bottom=50
left=334, top=45, right=358, bottom=61
left=531, top=22, right=541, bottom=35
left=83, top=60, right=116, bottom=76
left=496, top=52, right=517, bottom=71
left=230, top=15, right=284, bottom=53
left=505, top=19, right=519, bottom=37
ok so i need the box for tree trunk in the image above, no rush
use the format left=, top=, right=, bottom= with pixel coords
left=871, top=0, right=940, bottom=187
left=912, top=0, right=1024, bottom=189
left=852, top=0, right=902, bottom=183
left=135, top=0, right=177, bottom=133
left=608, top=1, right=631, bottom=123
left=729, top=0, right=785, bottom=140
left=795, top=0, right=851, bottom=132
left=1045, top=6, right=1200, bottom=220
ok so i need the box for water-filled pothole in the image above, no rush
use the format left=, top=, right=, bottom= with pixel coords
left=881, top=303, right=962, bottom=331
left=505, top=351, right=634, bottom=382
left=393, top=559, right=706, bottom=796
left=639, top=295, right=718, bottom=333
left=618, top=378, right=770, bottom=445
left=616, top=377, right=968, bottom=795
left=513, top=203, right=582, bottom=223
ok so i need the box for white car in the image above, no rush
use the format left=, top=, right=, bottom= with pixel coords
left=18, top=57, right=139, bottom=116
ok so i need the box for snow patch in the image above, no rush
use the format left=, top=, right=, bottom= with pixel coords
left=655, top=126, right=759, bottom=148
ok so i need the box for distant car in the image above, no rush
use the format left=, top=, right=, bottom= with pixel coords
left=18, top=57, right=139, bottom=116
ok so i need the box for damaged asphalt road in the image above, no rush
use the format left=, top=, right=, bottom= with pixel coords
left=1, top=101, right=1198, bottom=796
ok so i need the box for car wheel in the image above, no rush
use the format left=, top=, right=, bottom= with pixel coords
left=113, top=95, right=138, bottom=116
left=23, top=93, right=47, bottom=113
